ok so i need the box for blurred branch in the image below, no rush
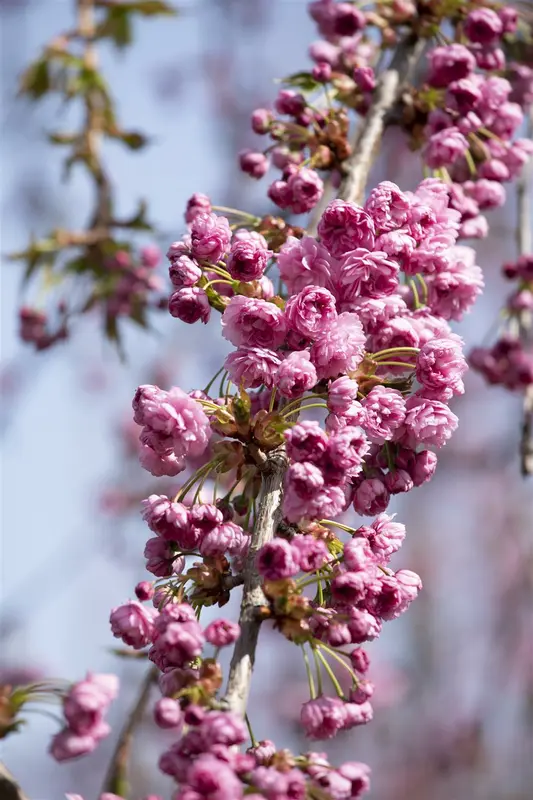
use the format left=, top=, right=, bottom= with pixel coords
left=222, top=448, right=287, bottom=716
left=11, top=0, right=175, bottom=351
left=518, top=111, right=533, bottom=476
left=0, top=762, right=28, bottom=800
left=101, top=665, right=157, bottom=795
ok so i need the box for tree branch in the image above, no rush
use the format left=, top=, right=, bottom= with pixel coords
left=0, top=762, right=29, bottom=800
left=101, top=666, right=157, bottom=795
left=222, top=447, right=288, bottom=715
left=518, top=111, right=533, bottom=476
left=338, top=37, right=426, bottom=206
left=222, top=35, right=427, bottom=718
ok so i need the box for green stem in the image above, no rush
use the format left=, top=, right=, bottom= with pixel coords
left=283, top=402, right=329, bottom=418
left=201, top=263, right=232, bottom=280
left=245, top=712, right=258, bottom=748
left=372, top=347, right=419, bottom=358
left=218, top=370, right=229, bottom=398
left=297, top=574, right=330, bottom=590
left=316, top=571, right=324, bottom=606
left=375, top=361, right=417, bottom=369
left=320, top=519, right=356, bottom=533
left=282, top=393, right=326, bottom=415
left=212, top=205, right=260, bottom=223
left=269, top=387, right=277, bottom=412
left=317, top=643, right=359, bottom=685
left=409, top=278, right=422, bottom=309
left=203, top=366, right=225, bottom=395
left=175, top=459, right=221, bottom=502
left=315, top=648, right=344, bottom=698
left=311, top=646, right=323, bottom=696
left=203, top=279, right=235, bottom=292
left=301, top=646, right=317, bottom=700
left=416, top=273, right=428, bottom=305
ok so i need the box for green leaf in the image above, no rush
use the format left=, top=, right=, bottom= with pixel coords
left=19, top=59, right=50, bottom=99
left=10, top=238, right=60, bottom=283
left=96, top=0, right=178, bottom=17
left=278, top=70, right=320, bottom=94
left=120, top=199, right=153, bottom=231
left=123, top=0, right=177, bottom=16
left=47, top=131, right=78, bottom=146
left=65, top=256, right=91, bottom=275
left=117, top=130, right=149, bottom=150
left=96, top=7, right=133, bottom=48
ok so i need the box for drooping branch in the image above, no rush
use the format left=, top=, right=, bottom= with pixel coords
left=100, top=666, right=157, bottom=795
left=518, top=111, right=533, bottom=476
left=222, top=448, right=288, bottom=715
left=77, top=0, right=113, bottom=231
left=222, top=37, right=427, bottom=719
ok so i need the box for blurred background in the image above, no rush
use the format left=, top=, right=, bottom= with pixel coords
left=1, top=1, right=532, bottom=798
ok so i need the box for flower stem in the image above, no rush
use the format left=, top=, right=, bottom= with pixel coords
left=245, top=712, right=258, bottom=748
left=283, top=402, right=329, bottom=418
left=315, top=648, right=344, bottom=698
left=301, top=646, right=317, bottom=700
left=311, top=646, right=324, bottom=696
left=203, top=366, right=225, bottom=395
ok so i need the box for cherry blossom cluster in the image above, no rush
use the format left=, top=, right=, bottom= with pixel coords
left=90, top=172, right=475, bottom=797
left=419, top=18, right=533, bottom=239
left=158, top=705, right=370, bottom=799
left=471, top=254, right=533, bottom=389
left=240, top=2, right=532, bottom=242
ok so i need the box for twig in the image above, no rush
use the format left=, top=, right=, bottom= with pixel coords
left=338, top=37, right=426, bottom=205
left=0, top=762, right=29, bottom=800
left=78, top=0, right=113, bottom=231
left=222, top=447, right=288, bottom=715
left=100, top=666, right=157, bottom=795
left=306, top=175, right=335, bottom=237
left=517, top=111, right=533, bottom=476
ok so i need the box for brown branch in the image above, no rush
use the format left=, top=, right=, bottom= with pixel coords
left=0, top=762, right=29, bottom=800
left=518, top=111, right=533, bottom=476
left=222, top=447, right=288, bottom=715
left=100, top=666, right=157, bottom=795
left=337, top=36, right=426, bottom=205
left=78, top=0, right=113, bottom=230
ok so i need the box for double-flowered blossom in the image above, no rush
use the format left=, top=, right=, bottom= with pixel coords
left=133, top=386, right=211, bottom=477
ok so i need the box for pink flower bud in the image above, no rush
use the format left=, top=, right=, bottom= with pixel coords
left=204, top=619, right=241, bottom=647
left=251, top=108, right=273, bottom=134
left=275, top=350, right=318, bottom=399
left=169, top=287, right=211, bottom=324
left=239, top=149, right=270, bottom=179
left=185, top=193, right=211, bottom=224
left=312, top=61, right=332, bottom=82
left=464, top=8, right=503, bottom=45
left=354, top=66, right=375, bottom=92
left=135, top=581, right=154, bottom=602
left=169, top=255, right=202, bottom=288
left=154, top=697, right=183, bottom=729
left=109, top=601, right=156, bottom=649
